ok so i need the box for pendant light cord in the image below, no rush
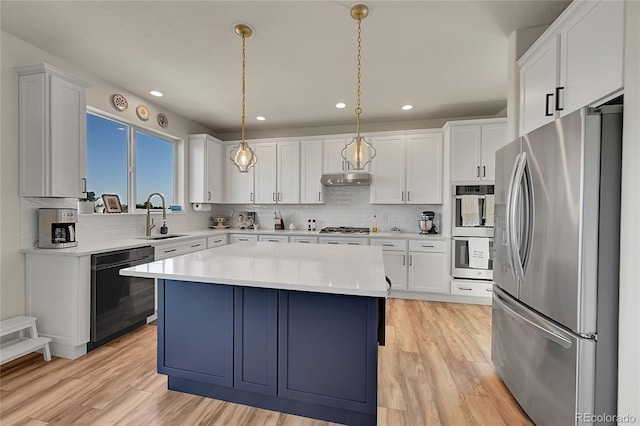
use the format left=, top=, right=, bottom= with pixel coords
left=241, top=33, right=247, bottom=145
left=355, top=15, right=362, bottom=138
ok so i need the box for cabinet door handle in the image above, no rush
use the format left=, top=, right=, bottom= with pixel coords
left=208, top=191, right=211, bottom=201
left=82, top=177, right=87, bottom=192
left=409, top=255, right=413, bottom=266
left=342, top=160, right=345, bottom=171
left=402, top=254, right=406, bottom=266
left=278, top=192, right=282, bottom=201
left=163, top=248, right=177, bottom=253
left=477, top=166, right=480, bottom=177
left=555, top=87, right=564, bottom=111
left=250, top=192, right=254, bottom=202
left=318, top=192, right=321, bottom=202
left=401, top=191, right=404, bottom=201
left=545, top=93, right=554, bottom=116
left=273, top=192, right=276, bottom=201
left=407, top=191, right=411, bottom=202
left=482, top=166, right=486, bottom=177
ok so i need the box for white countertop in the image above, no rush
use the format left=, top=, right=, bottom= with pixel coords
left=120, top=241, right=389, bottom=298
left=21, top=228, right=447, bottom=256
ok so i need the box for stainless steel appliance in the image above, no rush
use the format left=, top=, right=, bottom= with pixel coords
left=418, top=211, right=437, bottom=234
left=452, top=237, right=493, bottom=280
left=492, top=106, right=622, bottom=425
left=319, top=226, right=370, bottom=234
left=38, top=208, right=77, bottom=248
left=452, top=185, right=494, bottom=237
left=88, top=246, right=155, bottom=351
left=321, top=172, right=371, bottom=186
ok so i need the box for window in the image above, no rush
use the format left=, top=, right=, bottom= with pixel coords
left=86, top=112, right=177, bottom=212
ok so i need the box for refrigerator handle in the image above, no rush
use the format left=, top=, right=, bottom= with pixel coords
left=494, top=290, right=572, bottom=349
left=520, top=159, right=535, bottom=277
left=505, top=153, right=521, bottom=282
left=510, top=152, right=528, bottom=283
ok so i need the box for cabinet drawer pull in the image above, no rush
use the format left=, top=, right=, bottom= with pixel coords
left=268, top=239, right=280, bottom=242
left=191, top=244, right=202, bottom=248
left=382, top=243, right=394, bottom=247
left=238, top=238, right=249, bottom=241
left=555, top=86, right=564, bottom=111
left=164, top=248, right=177, bottom=253
left=213, top=239, right=222, bottom=243
left=459, top=287, right=473, bottom=291
left=327, top=241, right=339, bottom=245
left=421, top=244, right=434, bottom=248
left=348, top=242, right=360, bottom=245
left=545, top=93, right=554, bottom=116
left=298, top=241, right=309, bottom=243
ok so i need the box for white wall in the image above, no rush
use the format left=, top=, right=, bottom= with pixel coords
left=0, top=31, right=214, bottom=319
left=618, top=0, right=640, bottom=418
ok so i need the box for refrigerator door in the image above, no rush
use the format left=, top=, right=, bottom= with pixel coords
left=519, top=109, right=587, bottom=332
left=493, top=138, right=521, bottom=298
left=492, top=286, right=595, bottom=426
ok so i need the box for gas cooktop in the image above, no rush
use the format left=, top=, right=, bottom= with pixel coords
left=319, top=226, right=370, bottom=234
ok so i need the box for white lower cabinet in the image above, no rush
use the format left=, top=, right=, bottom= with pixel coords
left=154, top=237, right=206, bottom=260
left=407, top=240, right=448, bottom=294
left=319, top=237, right=369, bottom=246
left=258, top=235, right=289, bottom=243
left=372, top=239, right=408, bottom=290
left=450, top=280, right=493, bottom=298
left=207, top=235, right=228, bottom=248
left=229, top=234, right=259, bottom=243
left=290, top=236, right=318, bottom=244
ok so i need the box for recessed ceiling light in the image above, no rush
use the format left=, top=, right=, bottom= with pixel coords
left=150, top=90, right=163, bottom=97
left=336, top=102, right=346, bottom=109
left=256, top=116, right=266, bottom=121
left=401, top=104, right=413, bottom=110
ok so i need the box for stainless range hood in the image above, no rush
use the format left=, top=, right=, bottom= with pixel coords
left=321, top=172, right=371, bottom=186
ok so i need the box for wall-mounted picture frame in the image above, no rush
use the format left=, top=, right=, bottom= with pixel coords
left=101, top=194, right=123, bottom=213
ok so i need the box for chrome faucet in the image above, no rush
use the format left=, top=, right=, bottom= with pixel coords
left=145, top=192, right=167, bottom=236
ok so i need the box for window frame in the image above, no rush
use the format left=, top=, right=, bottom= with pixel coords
left=86, top=107, right=182, bottom=214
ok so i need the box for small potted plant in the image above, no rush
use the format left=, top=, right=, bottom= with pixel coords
left=78, top=191, right=98, bottom=214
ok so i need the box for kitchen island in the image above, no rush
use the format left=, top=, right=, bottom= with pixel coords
left=120, top=241, right=388, bottom=425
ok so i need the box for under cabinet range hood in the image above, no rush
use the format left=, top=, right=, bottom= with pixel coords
left=321, top=173, right=371, bottom=186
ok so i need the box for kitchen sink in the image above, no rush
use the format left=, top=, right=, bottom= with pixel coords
left=136, top=234, right=187, bottom=240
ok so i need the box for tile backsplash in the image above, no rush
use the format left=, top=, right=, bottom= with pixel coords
left=21, top=186, right=446, bottom=248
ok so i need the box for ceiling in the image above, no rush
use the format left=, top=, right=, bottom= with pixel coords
left=1, top=1, right=570, bottom=135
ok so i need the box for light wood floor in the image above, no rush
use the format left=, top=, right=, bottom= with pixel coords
left=0, top=299, right=532, bottom=425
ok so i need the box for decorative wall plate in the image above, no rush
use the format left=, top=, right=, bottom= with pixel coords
left=157, top=112, right=169, bottom=128
left=111, top=94, right=128, bottom=111
left=136, top=104, right=150, bottom=121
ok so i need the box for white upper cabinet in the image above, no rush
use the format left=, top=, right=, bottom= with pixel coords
left=370, top=132, right=443, bottom=204
left=300, top=140, right=324, bottom=204
left=18, top=64, right=90, bottom=198
left=519, top=0, right=624, bottom=135
left=253, top=141, right=300, bottom=204
left=448, top=119, right=507, bottom=183
left=222, top=143, right=255, bottom=204
left=189, top=134, right=222, bottom=203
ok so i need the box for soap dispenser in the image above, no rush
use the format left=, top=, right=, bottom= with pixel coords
left=160, top=221, right=169, bottom=234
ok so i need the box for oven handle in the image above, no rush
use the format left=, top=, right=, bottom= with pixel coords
left=94, top=255, right=154, bottom=270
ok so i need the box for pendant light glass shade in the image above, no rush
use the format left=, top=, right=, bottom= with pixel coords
left=341, top=4, right=375, bottom=171
left=230, top=24, right=257, bottom=173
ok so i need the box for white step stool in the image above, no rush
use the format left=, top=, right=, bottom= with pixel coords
left=0, top=316, right=51, bottom=364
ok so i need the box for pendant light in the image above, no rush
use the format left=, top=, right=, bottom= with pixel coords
left=341, top=4, right=376, bottom=171
left=230, top=24, right=257, bottom=173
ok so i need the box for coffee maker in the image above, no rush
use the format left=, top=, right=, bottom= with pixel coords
left=38, top=208, right=78, bottom=248
left=418, top=211, right=438, bottom=234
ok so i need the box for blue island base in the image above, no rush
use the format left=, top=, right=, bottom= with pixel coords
left=158, top=280, right=382, bottom=426
left=168, top=376, right=376, bottom=425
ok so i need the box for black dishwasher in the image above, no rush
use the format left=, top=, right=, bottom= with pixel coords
left=88, top=246, right=155, bottom=351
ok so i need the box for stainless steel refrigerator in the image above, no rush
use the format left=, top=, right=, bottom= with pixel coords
left=492, top=106, right=622, bottom=425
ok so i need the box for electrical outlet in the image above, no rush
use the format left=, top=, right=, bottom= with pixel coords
left=382, top=212, right=389, bottom=221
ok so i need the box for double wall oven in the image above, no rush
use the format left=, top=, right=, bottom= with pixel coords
left=452, top=185, right=494, bottom=281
